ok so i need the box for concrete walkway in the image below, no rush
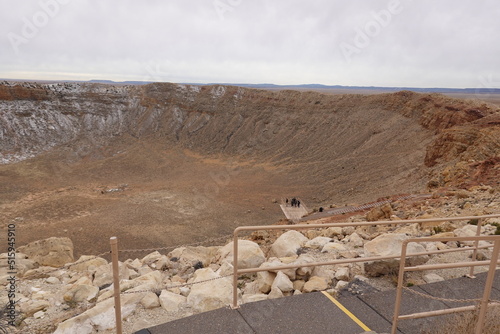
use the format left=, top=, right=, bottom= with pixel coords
left=280, top=201, right=308, bottom=222
left=136, top=270, right=499, bottom=334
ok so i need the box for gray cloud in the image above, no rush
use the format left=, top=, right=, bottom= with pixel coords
left=1, top=0, right=499, bottom=87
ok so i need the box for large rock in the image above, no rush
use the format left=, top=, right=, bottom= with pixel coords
left=364, top=233, right=429, bottom=276
left=159, top=290, right=187, bottom=312
left=18, top=237, right=74, bottom=267
left=186, top=268, right=236, bottom=313
left=63, top=284, right=99, bottom=303
left=454, top=224, right=482, bottom=238
left=303, top=276, right=328, bottom=293
left=256, top=269, right=276, bottom=293
left=271, top=271, right=293, bottom=293
left=141, top=292, right=161, bottom=309
left=366, top=203, right=393, bottom=222
left=305, top=237, right=332, bottom=249
left=92, top=262, right=130, bottom=287
left=213, top=240, right=265, bottom=270
left=53, top=293, right=145, bottom=334
left=168, top=246, right=220, bottom=275
left=69, top=256, right=108, bottom=272
left=342, top=232, right=364, bottom=247
left=270, top=231, right=308, bottom=258
left=260, top=258, right=296, bottom=280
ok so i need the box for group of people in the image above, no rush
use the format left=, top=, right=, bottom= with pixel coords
left=285, top=197, right=301, bottom=208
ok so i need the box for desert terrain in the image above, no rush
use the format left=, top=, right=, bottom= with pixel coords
left=1, top=81, right=499, bottom=258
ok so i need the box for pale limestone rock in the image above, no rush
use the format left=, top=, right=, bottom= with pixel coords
left=69, top=255, right=107, bottom=272
left=335, top=267, right=350, bottom=281
left=186, top=268, right=236, bottom=313
left=394, top=223, right=421, bottom=236
left=73, top=276, right=93, bottom=286
left=256, top=270, right=276, bottom=294
left=10, top=258, right=35, bottom=277
left=303, top=276, right=328, bottom=293
left=321, top=242, right=347, bottom=254
left=305, top=229, right=322, bottom=239
left=159, top=290, right=187, bottom=312
left=53, top=292, right=145, bottom=334
left=19, top=300, right=50, bottom=317
left=126, top=258, right=143, bottom=271
left=322, top=227, right=343, bottom=238
left=242, top=294, right=268, bottom=304
left=138, top=266, right=153, bottom=276
left=214, top=240, right=265, bottom=270
left=364, top=233, right=429, bottom=276
left=311, top=265, right=336, bottom=284
left=261, top=258, right=295, bottom=280
left=293, top=289, right=302, bottom=295
left=295, top=254, right=316, bottom=277
left=293, top=280, right=305, bottom=292
left=366, top=203, right=393, bottom=222
left=63, top=284, right=99, bottom=303
left=271, top=271, right=293, bottom=293
left=343, top=232, right=364, bottom=247
left=179, top=287, right=190, bottom=297
left=216, top=260, right=234, bottom=277
left=305, top=237, right=332, bottom=249
left=154, top=255, right=171, bottom=270
left=342, top=226, right=355, bottom=236
left=335, top=280, right=349, bottom=290
left=131, top=319, right=154, bottom=333
left=132, top=270, right=162, bottom=286
left=92, top=262, right=129, bottom=287
left=242, top=280, right=260, bottom=295
left=270, top=230, right=308, bottom=258
left=33, top=310, right=45, bottom=319
left=268, top=286, right=284, bottom=299
left=141, top=291, right=161, bottom=309
left=46, top=276, right=60, bottom=284
left=18, top=237, right=74, bottom=267
left=142, top=251, right=163, bottom=265
left=454, top=224, right=482, bottom=238
left=423, top=273, right=445, bottom=284
left=168, top=246, right=220, bottom=272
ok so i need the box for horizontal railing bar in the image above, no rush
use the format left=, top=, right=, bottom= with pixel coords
left=234, top=214, right=500, bottom=233
left=398, top=303, right=500, bottom=320
left=404, top=260, right=498, bottom=272
left=406, top=235, right=500, bottom=243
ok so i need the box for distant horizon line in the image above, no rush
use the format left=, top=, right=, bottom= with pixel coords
left=1, top=77, right=500, bottom=93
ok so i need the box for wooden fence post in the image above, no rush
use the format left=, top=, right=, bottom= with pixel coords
left=110, top=237, right=123, bottom=334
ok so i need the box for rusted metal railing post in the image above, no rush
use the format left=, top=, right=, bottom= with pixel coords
left=475, top=238, right=500, bottom=334
left=468, top=218, right=483, bottom=278
left=391, top=240, right=408, bottom=334
left=110, top=237, right=123, bottom=334
left=232, top=229, right=239, bottom=309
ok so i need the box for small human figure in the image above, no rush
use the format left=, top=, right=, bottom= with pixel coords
left=319, top=207, right=323, bottom=212
left=285, top=198, right=289, bottom=206
left=297, top=200, right=301, bottom=208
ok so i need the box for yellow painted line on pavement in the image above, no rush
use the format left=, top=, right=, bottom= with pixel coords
left=321, top=291, right=371, bottom=332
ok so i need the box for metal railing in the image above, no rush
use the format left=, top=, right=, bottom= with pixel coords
left=391, top=235, right=500, bottom=334
left=230, top=214, right=500, bottom=325
left=102, top=213, right=499, bottom=334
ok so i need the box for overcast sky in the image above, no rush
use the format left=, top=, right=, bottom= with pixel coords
left=1, top=0, right=499, bottom=88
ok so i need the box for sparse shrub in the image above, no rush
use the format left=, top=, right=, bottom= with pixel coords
left=433, top=226, right=444, bottom=234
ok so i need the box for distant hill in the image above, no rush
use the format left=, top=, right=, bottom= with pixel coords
left=2, top=78, right=500, bottom=95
